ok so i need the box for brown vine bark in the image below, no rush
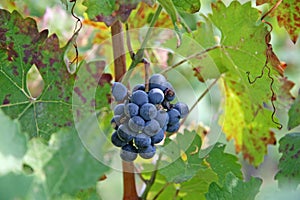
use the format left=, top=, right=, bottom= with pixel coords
left=111, top=20, right=139, bottom=200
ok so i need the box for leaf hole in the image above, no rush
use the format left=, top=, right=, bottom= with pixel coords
left=27, top=64, right=44, bottom=98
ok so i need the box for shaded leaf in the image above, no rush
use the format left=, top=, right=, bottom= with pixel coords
left=275, top=132, right=300, bottom=189
left=0, top=172, right=35, bottom=200
left=159, top=130, right=203, bottom=183
left=257, top=0, right=300, bottom=43
left=288, top=90, right=300, bottom=130
left=0, top=110, right=27, bottom=174
left=43, top=128, right=110, bottom=195
left=205, top=173, right=262, bottom=200
left=205, top=143, right=243, bottom=185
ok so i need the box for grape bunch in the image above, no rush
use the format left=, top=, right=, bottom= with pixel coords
left=110, top=74, right=189, bottom=162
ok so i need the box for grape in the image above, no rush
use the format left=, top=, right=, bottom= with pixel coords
left=155, top=110, right=169, bottom=128
left=111, top=131, right=127, bottom=147
left=132, top=84, right=145, bottom=92
left=167, top=109, right=180, bottom=125
left=134, top=133, right=151, bottom=149
left=164, top=83, right=176, bottom=101
left=151, top=129, right=164, bottom=144
left=112, top=82, right=127, bottom=101
left=139, top=145, right=156, bottom=159
left=167, top=122, right=180, bottom=133
left=120, top=144, right=138, bottom=162
left=149, top=74, right=167, bottom=90
left=144, top=119, right=160, bottom=136
left=118, top=124, right=138, bottom=137
left=111, top=73, right=189, bottom=161
left=174, top=102, right=189, bottom=118
left=117, top=125, right=133, bottom=143
left=128, top=116, right=145, bottom=132
left=148, top=88, right=164, bottom=104
left=111, top=115, right=122, bottom=130
left=114, top=103, right=125, bottom=115
left=124, top=103, right=139, bottom=117
left=131, top=90, right=148, bottom=106
left=140, top=103, right=157, bottom=121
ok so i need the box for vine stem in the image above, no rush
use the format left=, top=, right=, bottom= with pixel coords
left=141, top=153, right=163, bottom=199
left=179, top=76, right=221, bottom=128
left=161, top=45, right=221, bottom=75
left=111, top=20, right=139, bottom=200
left=122, top=5, right=162, bottom=84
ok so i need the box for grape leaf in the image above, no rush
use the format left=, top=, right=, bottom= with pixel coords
left=42, top=128, right=109, bottom=195
left=159, top=130, right=203, bottom=183
left=275, top=132, right=300, bottom=189
left=83, top=0, right=116, bottom=19
left=0, top=9, right=111, bottom=140
left=288, top=90, right=300, bottom=130
left=0, top=172, right=35, bottom=200
left=157, top=0, right=182, bottom=45
left=205, top=143, right=243, bottom=185
left=178, top=168, right=218, bottom=200
left=0, top=9, right=76, bottom=139
left=257, top=0, right=300, bottom=43
left=172, top=0, right=200, bottom=14
left=209, top=1, right=281, bottom=166
left=84, top=0, right=154, bottom=27
left=205, top=172, right=262, bottom=200
left=0, top=109, right=27, bottom=174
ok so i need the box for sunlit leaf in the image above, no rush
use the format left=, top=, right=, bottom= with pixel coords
left=0, top=9, right=111, bottom=140
left=205, top=172, right=262, bottom=200
left=206, top=143, right=243, bottom=185
left=209, top=1, right=283, bottom=166
left=159, top=130, right=203, bottom=183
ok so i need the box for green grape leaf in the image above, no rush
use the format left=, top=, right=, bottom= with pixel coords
left=257, top=0, right=300, bottom=43
left=159, top=130, right=203, bottom=183
left=288, top=91, right=300, bottom=130
left=0, top=9, right=111, bottom=140
left=206, top=143, right=243, bottom=185
left=172, top=0, right=200, bottom=14
left=0, top=172, right=35, bottom=200
left=209, top=1, right=282, bottom=166
left=275, top=132, right=300, bottom=189
left=42, top=128, right=109, bottom=195
left=157, top=0, right=182, bottom=45
left=83, top=0, right=116, bottom=19
left=205, top=173, right=262, bottom=200
left=0, top=110, right=27, bottom=173
left=178, top=168, right=218, bottom=200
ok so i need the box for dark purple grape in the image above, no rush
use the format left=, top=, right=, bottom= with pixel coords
left=139, top=145, right=156, bottom=159
left=120, top=144, right=138, bottom=162
left=111, top=131, right=127, bottom=147
left=151, top=129, right=165, bottom=144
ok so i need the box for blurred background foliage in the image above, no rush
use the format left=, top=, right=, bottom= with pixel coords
left=0, top=0, right=299, bottom=199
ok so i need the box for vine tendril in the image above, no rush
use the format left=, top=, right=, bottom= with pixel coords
left=246, top=0, right=283, bottom=129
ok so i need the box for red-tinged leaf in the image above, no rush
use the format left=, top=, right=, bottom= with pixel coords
left=0, top=9, right=111, bottom=139
left=257, top=0, right=300, bottom=43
